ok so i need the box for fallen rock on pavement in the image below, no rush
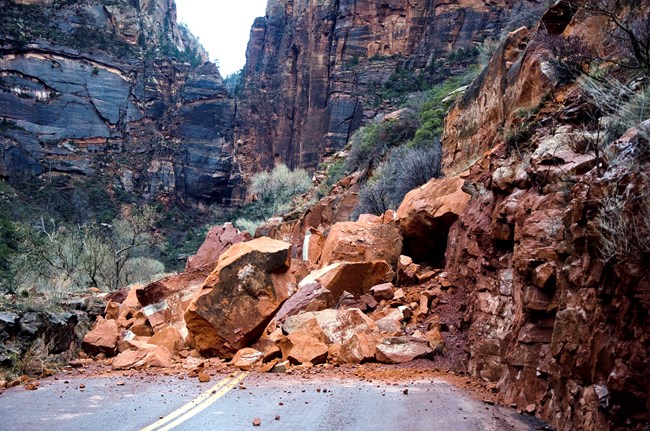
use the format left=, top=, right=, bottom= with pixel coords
left=82, top=317, right=119, bottom=356
left=231, top=348, right=264, bottom=370
left=375, top=336, right=434, bottom=364
left=185, top=237, right=296, bottom=358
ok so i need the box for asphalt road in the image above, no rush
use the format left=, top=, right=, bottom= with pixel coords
left=0, top=370, right=546, bottom=431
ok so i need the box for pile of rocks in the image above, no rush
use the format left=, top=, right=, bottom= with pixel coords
left=82, top=181, right=469, bottom=372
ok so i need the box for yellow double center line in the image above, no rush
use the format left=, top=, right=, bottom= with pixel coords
left=140, top=371, right=249, bottom=431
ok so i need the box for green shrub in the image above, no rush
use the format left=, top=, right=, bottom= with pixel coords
left=123, top=257, right=165, bottom=285
left=411, top=70, right=478, bottom=147
left=234, top=218, right=265, bottom=236
left=0, top=217, right=20, bottom=292
left=250, top=164, right=312, bottom=218
left=325, top=159, right=347, bottom=188
left=11, top=205, right=162, bottom=295
left=345, top=110, right=420, bottom=174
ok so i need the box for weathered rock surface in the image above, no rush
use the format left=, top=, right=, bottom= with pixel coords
left=279, top=331, right=329, bottom=365
left=185, top=237, right=295, bottom=357
left=0, top=0, right=238, bottom=205
left=231, top=347, right=264, bottom=370
left=319, top=222, right=402, bottom=268
left=283, top=309, right=378, bottom=347
left=397, top=177, right=471, bottom=266
left=112, top=342, right=172, bottom=370
left=276, top=260, right=395, bottom=321
left=185, top=223, right=251, bottom=272
left=440, top=4, right=650, bottom=430
left=375, top=336, right=433, bottom=364
left=82, top=317, right=119, bottom=356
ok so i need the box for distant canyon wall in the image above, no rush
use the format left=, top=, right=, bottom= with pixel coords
left=0, top=0, right=237, bottom=204
left=233, top=0, right=534, bottom=180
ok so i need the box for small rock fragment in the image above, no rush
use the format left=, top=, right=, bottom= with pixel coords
left=252, top=418, right=261, bottom=426
left=525, top=404, right=536, bottom=414
left=116, top=381, right=125, bottom=386
left=198, top=372, right=211, bottom=383
left=69, top=360, right=84, bottom=369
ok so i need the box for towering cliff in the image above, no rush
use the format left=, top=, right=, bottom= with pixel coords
left=0, top=0, right=237, bottom=204
left=233, top=0, right=542, bottom=178
left=439, top=2, right=650, bottom=429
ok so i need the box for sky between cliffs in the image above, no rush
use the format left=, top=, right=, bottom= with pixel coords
left=175, top=0, right=268, bottom=77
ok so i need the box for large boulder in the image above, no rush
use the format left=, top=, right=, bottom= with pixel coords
left=397, top=177, right=471, bottom=265
left=275, top=261, right=395, bottom=321
left=375, top=336, right=434, bottom=363
left=319, top=222, right=402, bottom=268
left=283, top=309, right=378, bottom=346
left=281, top=309, right=383, bottom=364
left=112, top=341, right=172, bottom=370
left=341, top=332, right=384, bottom=364
left=278, top=320, right=329, bottom=366
left=82, top=317, right=120, bottom=356
left=185, top=237, right=296, bottom=358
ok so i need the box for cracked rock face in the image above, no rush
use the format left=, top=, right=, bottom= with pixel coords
left=0, top=0, right=237, bottom=204
left=184, top=237, right=296, bottom=358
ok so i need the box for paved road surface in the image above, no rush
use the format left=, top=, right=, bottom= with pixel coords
left=0, top=371, right=546, bottom=431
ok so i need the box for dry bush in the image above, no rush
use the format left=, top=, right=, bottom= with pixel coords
left=597, top=176, right=650, bottom=264
left=539, top=32, right=593, bottom=84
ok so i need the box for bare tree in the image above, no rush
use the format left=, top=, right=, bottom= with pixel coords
left=582, top=0, right=650, bottom=75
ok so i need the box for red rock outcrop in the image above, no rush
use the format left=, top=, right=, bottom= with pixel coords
left=439, top=3, right=650, bottom=430
left=397, top=177, right=471, bottom=267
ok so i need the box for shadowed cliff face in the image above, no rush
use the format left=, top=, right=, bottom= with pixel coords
left=234, top=0, right=534, bottom=179
left=0, top=0, right=237, bottom=204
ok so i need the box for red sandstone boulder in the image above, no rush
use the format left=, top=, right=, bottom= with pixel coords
left=282, top=309, right=379, bottom=346
left=275, top=261, right=395, bottom=321
left=370, top=282, right=395, bottom=301
left=279, top=331, right=329, bottom=365
left=112, top=342, right=172, bottom=370
left=82, top=317, right=120, bottom=356
left=231, top=348, right=264, bottom=370
left=319, top=222, right=402, bottom=268
left=185, top=237, right=296, bottom=358
left=149, top=327, right=186, bottom=354
left=341, top=332, right=384, bottom=364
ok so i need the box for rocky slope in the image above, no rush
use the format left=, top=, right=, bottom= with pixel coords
left=233, top=0, right=542, bottom=178
left=0, top=0, right=237, bottom=204
left=438, top=3, right=650, bottom=430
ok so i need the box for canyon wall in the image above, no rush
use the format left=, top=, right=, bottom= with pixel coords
left=0, top=0, right=238, bottom=204
left=234, top=0, right=537, bottom=178
left=441, top=2, right=650, bottom=429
